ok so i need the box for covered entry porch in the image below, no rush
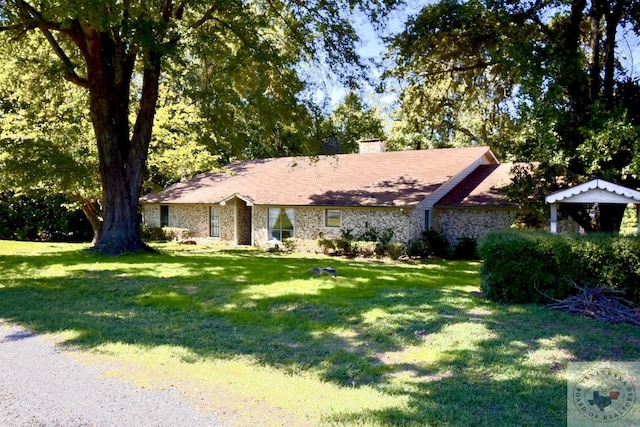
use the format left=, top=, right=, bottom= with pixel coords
left=219, top=194, right=253, bottom=245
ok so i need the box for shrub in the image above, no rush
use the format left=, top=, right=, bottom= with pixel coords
left=142, top=226, right=192, bottom=242
left=358, top=222, right=379, bottom=242
left=0, top=192, right=93, bottom=242
left=352, top=241, right=377, bottom=258
left=406, top=229, right=451, bottom=259
left=478, top=230, right=640, bottom=306
left=318, top=238, right=336, bottom=255
left=453, top=237, right=479, bottom=260
left=283, top=238, right=319, bottom=253
left=335, top=238, right=353, bottom=256
left=281, top=238, right=299, bottom=252
left=142, top=226, right=167, bottom=241
left=163, top=227, right=193, bottom=241
left=385, top=242, right=405, bottom=260
left=376, top=228, right=395, bottom=256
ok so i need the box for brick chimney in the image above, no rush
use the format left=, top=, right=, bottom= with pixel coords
left=359, top=138, right=386, bottom=154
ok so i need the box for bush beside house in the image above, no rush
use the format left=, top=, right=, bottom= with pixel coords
left=479, top=230, right=640, bottom=307
left=315, top=226, right=477, bottom=261
left=142, top=226, right=193, bottom=242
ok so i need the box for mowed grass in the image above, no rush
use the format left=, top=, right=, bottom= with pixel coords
left=1, top=241, right=639, bottom=426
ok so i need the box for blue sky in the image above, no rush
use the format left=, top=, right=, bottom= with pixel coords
left=307, top=1, right=432, bottom=112
left=309, top=1, right=640, bottom=114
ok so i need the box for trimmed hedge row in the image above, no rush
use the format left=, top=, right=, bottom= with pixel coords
left=478, top=230, right=640, bottom=306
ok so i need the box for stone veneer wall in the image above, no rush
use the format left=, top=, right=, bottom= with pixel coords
left=432, top=208, right=517, bottom=246
left=143, top=203, right=582, bottom=247
left=252, top=206, right=413, bottom=247
left=143, top=205, right=160, bottom=229
left=143, top=203, right=236, bottom=240
left=432, top=207, right=580, bottom=247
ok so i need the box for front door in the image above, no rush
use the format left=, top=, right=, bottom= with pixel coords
left=235, top=202, right=252, bottom=245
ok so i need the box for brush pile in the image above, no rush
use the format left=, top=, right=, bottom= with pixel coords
left=547, top=284, right=640, bottom=326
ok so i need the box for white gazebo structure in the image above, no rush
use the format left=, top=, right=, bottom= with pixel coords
left=545, top=179, right=640, bottom=234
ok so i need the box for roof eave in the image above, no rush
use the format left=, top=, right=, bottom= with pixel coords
left=546, top=179, right=640, bottom=204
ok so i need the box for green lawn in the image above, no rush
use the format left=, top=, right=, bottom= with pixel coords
left=0, top=241, right=638, bottom=426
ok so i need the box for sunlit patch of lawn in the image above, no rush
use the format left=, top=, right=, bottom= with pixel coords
left=0, top=239, right=92, bottom=253
left=1, top=241, right=639, bottom=426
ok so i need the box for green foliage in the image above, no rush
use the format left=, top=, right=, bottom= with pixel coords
left=141, top=227, right=167, bottom=242
left=479, top=230, right=640, bottom=306
left=141, top=226, right=193, bottom=242
left=335, top=238, right=353, bottom=256
left=406, top=229, right=451, bottom=259
left=317, top=224, right=399, bottom=259
left=356, top=222, right=395, bottom=256
left=386, top=1, right=524, bottom=152
left=387, top=1, right=640, bottom=231
left=322, top=92, right=386, bottom=154
left=0, top=33, right=100, bottom=202
left=317, top=237, right=337, bottom=255
left=146, top=86, right=222, bottom=190
left=0, top=192, right=92, bottom=242
left=333, top=227, right=355, bottom=256
left=385, top=242, right=405, bottom=260
left=280, top=238, right=320, bottom=253
left=351, top=241, right=378, bottom=258
left=1, top=0, right=399, bottom=254
left=453, top=236, right=479, bottom=260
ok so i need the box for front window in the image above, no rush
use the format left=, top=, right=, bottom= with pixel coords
left=160, top=205, right=169, bottom=227
left=424, top=210, right=431, bottom=230
left=210, top=207, right=220, bottom=238
left=325, top=209, right=342, bottom=228
left=268, top=208, right=294, bottom=241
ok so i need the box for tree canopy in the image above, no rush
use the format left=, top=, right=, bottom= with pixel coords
left=321, top=91, right=386, bottom=153
left=0, top=32, right=103, bottom=241
left=0, top=0, right=397, bottom=253
left=387, top=0, right=640, bottom=231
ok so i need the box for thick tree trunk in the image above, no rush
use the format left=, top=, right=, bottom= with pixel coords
left=602, top=0, right=626, bottom=104
left=588, top=2, right=602, bottom=101
left=565, top=203, right=626, bottom=233
left=597, top=203, right=626, bottom=233
left=563, top=0, right=588, bottom=113
left=76, top=28, right=161, bottom=255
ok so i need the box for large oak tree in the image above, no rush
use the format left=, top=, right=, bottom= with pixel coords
left=387, top=0, right=640, bottom=231
left=1, top=0, right=394, bottom=254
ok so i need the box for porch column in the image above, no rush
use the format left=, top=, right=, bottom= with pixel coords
left=550, top=203, right=558, bottom=234
left=637, top=204, right=640, bottom=236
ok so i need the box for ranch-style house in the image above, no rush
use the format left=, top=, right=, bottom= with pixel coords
left=140, top=141, right=525, bottom=247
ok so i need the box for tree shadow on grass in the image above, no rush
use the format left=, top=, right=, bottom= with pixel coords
left=0, top=250, right=639, bottom=425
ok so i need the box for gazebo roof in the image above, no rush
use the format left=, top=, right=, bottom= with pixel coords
left=545, top=179, right=640, bottom=204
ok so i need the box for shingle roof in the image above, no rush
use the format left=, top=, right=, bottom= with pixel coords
left=436, top=163, right=517, bottom=207
left=141, top=146, right=498, bottom=207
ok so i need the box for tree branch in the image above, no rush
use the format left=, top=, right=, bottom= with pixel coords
left=191, top=4, right=220, bottom=30
left=10, top=0, right=89, bottom=87
left=425, top=61, right=498, bottom=78
left=41, top=28, right=89, bottom=88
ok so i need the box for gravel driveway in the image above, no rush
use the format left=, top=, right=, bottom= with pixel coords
left=0, top=321, right=223, bottom=427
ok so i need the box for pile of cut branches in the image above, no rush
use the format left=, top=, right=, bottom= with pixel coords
left=547, top=284, right=640, bottom=327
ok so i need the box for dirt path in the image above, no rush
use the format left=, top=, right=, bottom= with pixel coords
left=0, top=321, right=223, bottom=427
